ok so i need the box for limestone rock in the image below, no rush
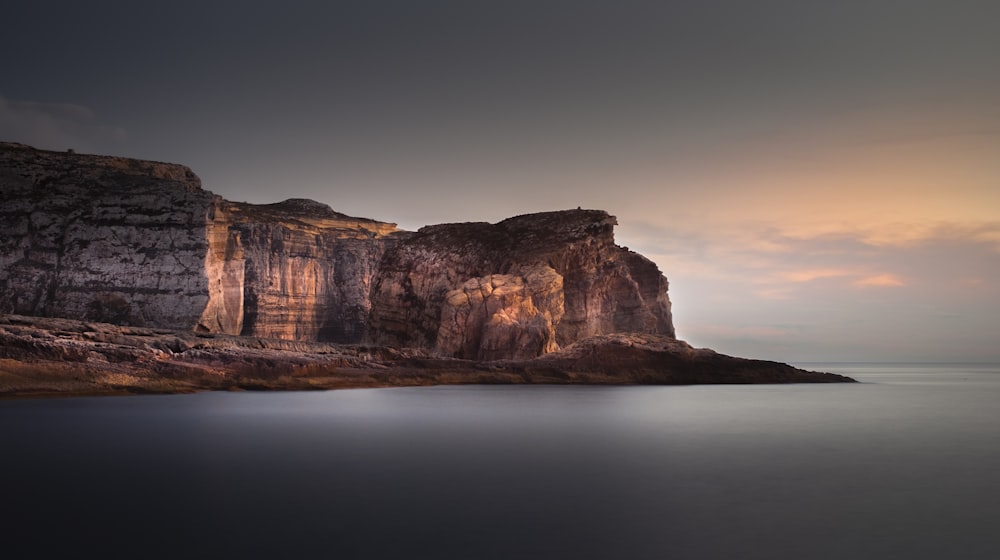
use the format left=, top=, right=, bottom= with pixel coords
left=0, top=142, right=399, bottom=342
left=0, top=314, right=855, bottom=398
left=436, top=265, right=564, bottom=360
left=0, top=142, right=216, bottom=329
left=366, top=210, right=674, bottom=358
left=221, top=204, right=399, bottom=342
left=1, top=143, right=674, bottom=360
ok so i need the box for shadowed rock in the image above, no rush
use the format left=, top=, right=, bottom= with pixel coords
left=0, top=143, right=855, bottom=396
left=0, top=315, right=854, bottom=397
left=367, top=209, right=674, bottom=359
left=2, top=143, right=673, bottom=360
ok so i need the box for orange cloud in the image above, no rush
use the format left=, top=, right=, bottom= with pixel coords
left=854, top=274, right=905, bottom=288
left=782, top=268, right=854, bottom=283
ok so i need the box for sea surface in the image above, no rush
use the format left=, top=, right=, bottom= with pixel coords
left=3, top=364, right=999, bottom=559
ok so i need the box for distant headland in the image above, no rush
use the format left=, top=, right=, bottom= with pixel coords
left=0, top=142, right=853, bottom=396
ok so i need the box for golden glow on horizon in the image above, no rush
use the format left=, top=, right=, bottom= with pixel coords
left=603, top=106, right=1000, bottom=253
left=782, top=268, right=854, bottom=283
left=854, top=274, right=906, bottom=288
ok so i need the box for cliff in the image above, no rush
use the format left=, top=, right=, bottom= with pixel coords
left=0, top=142, right=217, bottom=328
left=367, top=210, right=674, bottom=359
left=0, top=143, right=856, bottom=392
left=1, top=143, right=673, bottom=360
left=0, top=142, right=400, bottom=344
left=203, top=198, right=399, bottom=342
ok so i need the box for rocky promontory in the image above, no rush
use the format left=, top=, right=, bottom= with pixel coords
left=0, top=142, right=854, bottom=395
left=0, top=315, right=852, bottom=397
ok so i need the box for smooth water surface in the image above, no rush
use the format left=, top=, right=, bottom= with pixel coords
left=3, top=364, right=999, bottom=559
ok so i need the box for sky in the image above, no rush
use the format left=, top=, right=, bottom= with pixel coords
left=3, top=1, right=999, bottom=362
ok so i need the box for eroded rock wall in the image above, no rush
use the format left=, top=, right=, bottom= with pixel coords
left=367, top=209, right=675, bottom=359
left=436, top=265, right=564, bottom=361
left=0, top=143, right=216, bottom=328
left=1, top=144, right=674, bottom=357
left=187, top=199, right=400, bottom=342
left=224, top=202, right=398, bottom=342
left=0, top=143, right=399, bottom=342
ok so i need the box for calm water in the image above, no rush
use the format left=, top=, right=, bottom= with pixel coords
left=3, top=364, right=999, bottom=559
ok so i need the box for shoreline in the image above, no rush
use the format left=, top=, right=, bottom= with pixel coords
left=1, top=314, right=855, bottom=399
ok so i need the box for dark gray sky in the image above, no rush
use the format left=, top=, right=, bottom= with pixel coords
left=4, top=1, right=999, bottom=361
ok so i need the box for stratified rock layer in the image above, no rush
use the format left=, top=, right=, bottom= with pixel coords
left=204, top=199, right=399, bottom=342
left=367, top=210, right=674, bottom=359
left=0, top=143, right=399, bottom=343
left=0, top=315, right=854, bottom=398
left=0, top=142, right=216, bottom=328
left=1, top=143, right=675, bottom=360
left=0, top=143, right=855, bottom=393
left=437, top=265, right=565, bottom=361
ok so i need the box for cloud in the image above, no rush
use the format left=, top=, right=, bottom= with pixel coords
left=781, top=268, right=854, bottom=283
left=0, top=96, right=126, bottom=152
left=853, top=274, right=905, bottom=288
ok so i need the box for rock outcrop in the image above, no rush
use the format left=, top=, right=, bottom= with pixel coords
left=367, top=210, right=674, bottom=359
left=1, top=143, right=675, bottom=360
left=0, top=142, right=217, bottom=329
left=436, top=265, right=565, bottom=361
left=203, top=199, right=399, bottom=342
left=0, top=143, right=858, bottom=394
left=0, top=314, right=854, bottom=398
left=0, top=142, right=399, bottom=344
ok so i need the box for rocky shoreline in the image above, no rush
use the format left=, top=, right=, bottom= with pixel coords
left=1, top=143, right=857, bottom=396
left=0, top=314, right=854, bottom=398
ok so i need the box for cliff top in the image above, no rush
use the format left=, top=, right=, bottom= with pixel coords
left=2, top=142, right=616, bottom=242
left=409, top=208, right=618, bottom=256
left=499, top=208, right=617, bottom=239
left=0, top=141, right=201, bottom=187
left=1, top=141, right=398, bottom=236
left=234, top=198, right=389, bottom=224
left=226, top=198, right=399, bottom=236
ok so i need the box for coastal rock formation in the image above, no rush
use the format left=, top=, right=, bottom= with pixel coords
left=367, top=210, right=674, bottom=359
left=0, top=144, right=858, bottom=394
left=436, top=265, right=565, bottom=361
left=0, top=315, right=854, bottom=397
left=203, top=199, right=398, bottom=342
left=0, top=142, right=216, bottom=329
left=1, top=143, right=674, bottom=360
left=0, top=142, right=399, bottom=344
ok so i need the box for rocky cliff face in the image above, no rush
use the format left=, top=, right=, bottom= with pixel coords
left=1, top=143, right=674, bottom=359
left=209, top=199, right=398, bottom=342
left=0, top=142, right=217, bottom=329
left=367, top=210, right=674, bottom=359
left=0, top=143, right=399, bottom=342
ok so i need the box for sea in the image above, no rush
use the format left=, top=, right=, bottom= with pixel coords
left=2, top=363, right=998, bottom=559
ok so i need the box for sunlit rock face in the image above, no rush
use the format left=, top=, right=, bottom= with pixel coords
left=0, top=143, right=399, bottom=342
left=436, top=265, right=565, bottom=361
left=367, top=210, right=675, bottom=359
left=1, top=143, right=674, bottom=358
left=213, top=199, right=398, bottom=342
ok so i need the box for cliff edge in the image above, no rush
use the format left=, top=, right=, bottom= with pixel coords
left=1, top=142, right=672, bottom=361
left=0, top=142, right=400, bottom=344
left=0, top=143, right=853, bottom=392
left=368, top=209, right=673, bottom=359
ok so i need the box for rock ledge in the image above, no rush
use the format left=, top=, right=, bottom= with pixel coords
left=0, top=315, right=854, bottom=398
